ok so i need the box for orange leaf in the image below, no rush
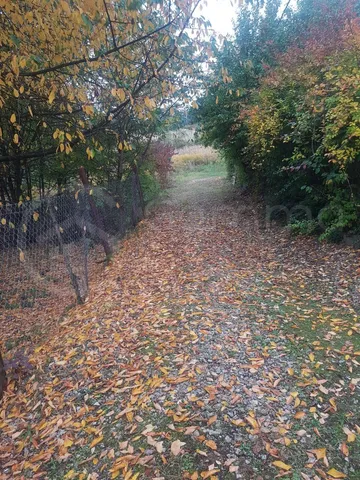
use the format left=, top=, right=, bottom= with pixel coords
left=340, top=443, right=349, bottom=457
left=207, top=415, right=217, bottom=426
left=90, top=436, right=103, bottom=448
left=200, top=470, right=220, bottom=479
left=294, top=411, right=306, bottom=419
left=205, top=440, right=217, bottom=450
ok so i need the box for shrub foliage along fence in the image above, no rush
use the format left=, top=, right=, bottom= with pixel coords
left=0, top=168, right=144, bottom=315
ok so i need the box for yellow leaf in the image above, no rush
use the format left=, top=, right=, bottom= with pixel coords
left=19, top=250, right=25, bottom=262
left=59, top=226, right=64, bottom=233
left=116, top=202, right=120, bottom=209
left=309, top=353, right=315, bottom=362
left=343, top=427, right=356, bottom=442
left=9, top=222, right=15, bottom=229
left=13, top=89, right=19, bottom=98
left=10, top=113, right=16, bottom=123
left=13, top=133, right=19, bottom=144
left=245, top=416, right=258, bottom=429
left=48, top=90, right=56, bottom=105
left=327, top=468, right=347, bottom=478
left=64, top=438, right=73, bottom=448
left=22, top=224, right=27, bottom=232
left=308, top=448, right=326, bottom=460
left=272, top=461, right=291, bottom=471
left=1, top=218, right=6, bottom=225
left=28, top=106, right=33, bottom=117
left=33, top=212, right=39, bottom=221
left=90, top=435, right=103, bottom=448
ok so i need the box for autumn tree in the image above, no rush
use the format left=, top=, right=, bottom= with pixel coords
left=0, top=0, right=208, bottom=395
left=0, top=0, right=207, bottom=203
left=196, top=0, right=360, bottom=241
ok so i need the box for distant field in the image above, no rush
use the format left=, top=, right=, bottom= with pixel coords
left=172, top=145, right=220, bottom=169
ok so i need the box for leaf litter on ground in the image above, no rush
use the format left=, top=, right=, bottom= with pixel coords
left=0, top=176, right=360, bottom=479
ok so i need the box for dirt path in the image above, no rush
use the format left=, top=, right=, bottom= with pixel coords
left=1, top=176, right=360, bottom=480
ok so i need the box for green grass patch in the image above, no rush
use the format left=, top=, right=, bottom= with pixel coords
left=174, top=162, right=226, bottom=183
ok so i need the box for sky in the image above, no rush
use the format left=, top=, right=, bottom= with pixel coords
left=200, top=0, right=238, bottom=37
left=200, top=0, right=297, bottom=37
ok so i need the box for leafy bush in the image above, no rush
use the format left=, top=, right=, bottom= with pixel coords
left=289, top=219, right=319, bottom=236
left=196, top=0, right=360, bottom=242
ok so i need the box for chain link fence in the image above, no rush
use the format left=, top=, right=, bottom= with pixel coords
left=0, top=171, right=144, bottom=341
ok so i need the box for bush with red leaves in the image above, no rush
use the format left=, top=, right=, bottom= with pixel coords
left=148, top=142, right=175, bottom=188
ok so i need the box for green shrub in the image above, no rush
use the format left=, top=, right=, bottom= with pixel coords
left=289, top=219, right=319, bottom=236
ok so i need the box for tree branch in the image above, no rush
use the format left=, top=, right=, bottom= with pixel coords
left=0, top=0, right=202, bottom=163
left=103, top=0, right=117, bottom=49
left=20, top=19, right=176, bottom=77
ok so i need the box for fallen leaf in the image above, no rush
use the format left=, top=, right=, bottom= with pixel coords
left=327, top=468, right=347, bottom=478
left=171, top=440, right=185, bottom=456
left=272, top=460, right=292, bottom=471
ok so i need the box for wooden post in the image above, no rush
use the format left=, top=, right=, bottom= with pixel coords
left=0, top=350, right=7, bottom=400
left=79, top=166, right=112, bottom=259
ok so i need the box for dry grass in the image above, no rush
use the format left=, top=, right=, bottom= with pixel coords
left=172, top=145, right=219, bottom=169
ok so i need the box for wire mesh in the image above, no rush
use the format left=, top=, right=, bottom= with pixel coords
left=0, top=172, right=143, bottom=338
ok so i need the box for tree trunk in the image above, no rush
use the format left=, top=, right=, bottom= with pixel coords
left=79, top=166, right=113, bottom=259
left=0, top=350, right=7, bottom=399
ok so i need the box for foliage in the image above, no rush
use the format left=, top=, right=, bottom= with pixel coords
left=196, top=0, right=360, bottom=241
left=0, top=0, right=207, bottom=203
left=139, top=142, right=175, bottom=201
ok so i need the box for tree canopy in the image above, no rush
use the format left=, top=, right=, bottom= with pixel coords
left=196, top=0, right=360, bottom=241
left=0, top=0, right=207, bottom=202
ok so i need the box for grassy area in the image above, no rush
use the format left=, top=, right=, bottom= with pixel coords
left=243, top=279, right=360, bottom=479
left=174, top=162, right=226, bottom=183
